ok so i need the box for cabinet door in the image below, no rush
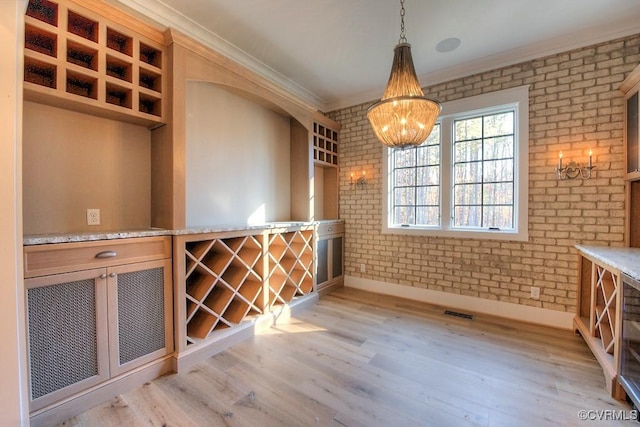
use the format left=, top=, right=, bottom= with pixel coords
left=25, top=268, right=109, bottom=412
left=316, top=237, right=329, bottom=287
left=627, top=91, right=639, bottom=176
left=107, top=259, right=173, bottom=376
left=332, top=235, right=344, bottom=279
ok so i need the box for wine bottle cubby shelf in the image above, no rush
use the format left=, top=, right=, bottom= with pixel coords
left=177, top=226, right=315, bottom=348
left=313, top=121, right=339, bottom=166
left=23, top=0, right=166, bottom=127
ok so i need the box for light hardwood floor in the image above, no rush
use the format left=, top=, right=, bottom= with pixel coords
left=59, top=287, right=636, bottom=426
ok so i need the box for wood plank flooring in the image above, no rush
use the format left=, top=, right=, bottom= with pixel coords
left=58, top=287, right=637, bottom=426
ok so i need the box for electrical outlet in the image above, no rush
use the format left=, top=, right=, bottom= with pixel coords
left=531, top=286, right=540, bottom=300
left=360, top=263, right=366, bottom=273
left=87, top=208, right=100, bottom=226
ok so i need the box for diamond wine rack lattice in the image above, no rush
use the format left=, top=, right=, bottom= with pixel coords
left=179, top=227, right=315, bottom=347
left=594, top=264, right=619, bottom=354
left=184, top=235, right=264, bottom=344
left=267, top=231, right=314, bottom=306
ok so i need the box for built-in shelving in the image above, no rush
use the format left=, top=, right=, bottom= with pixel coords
left=183, top=235, right=264, bottom=344
left=313, top=122, right=338, bottom=166
left=23, top=0, right=166, bottom=126
left=267, top=230, right=314, bottom=306
left=575, top=248, right=625, bottom=399
left=176, top=226, right=315, bottom=350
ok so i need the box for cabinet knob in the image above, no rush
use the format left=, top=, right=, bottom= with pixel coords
left=99, top=273, right=107, bottom=279
left=328, top=227, right=333, bottom=232
left=109, top=272, right=116, bottom=278
left=95, top=251, right=117, bottom=259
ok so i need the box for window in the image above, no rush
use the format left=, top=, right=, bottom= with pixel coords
left=383, top=86, right=529, bottom=241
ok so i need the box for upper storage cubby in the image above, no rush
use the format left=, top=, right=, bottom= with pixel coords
left=313, top=122, right=338, bottom=166
left=23, top=0, right=166, bottom=127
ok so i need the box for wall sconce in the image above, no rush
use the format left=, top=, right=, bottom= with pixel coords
left=556, top=150, right=596, bottom=180
left=350, top=171, right=367, bottom=189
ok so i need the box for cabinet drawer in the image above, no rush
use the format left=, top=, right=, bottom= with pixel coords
left=317, top=222, right=344, bottom=236
left=24, top=236, right=171, bottom=278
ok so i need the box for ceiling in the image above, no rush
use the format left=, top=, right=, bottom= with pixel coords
left=116, top=0, right=640, bottom=112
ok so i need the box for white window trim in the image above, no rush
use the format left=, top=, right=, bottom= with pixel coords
left=382, top=85, right=529, bottom=242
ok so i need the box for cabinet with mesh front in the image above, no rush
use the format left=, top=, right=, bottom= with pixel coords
left=24, top=236, right=173, bottom=413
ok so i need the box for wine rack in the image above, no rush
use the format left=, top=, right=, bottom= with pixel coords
left=267, top=230, right=314, bottom=306
left=595, top=264, right=619, bottom=354
left=184, top=235, right=264, bottom=344
left=313, top=122, right=339, bottom=166
left=23, top=0, right=165, bottom=126
left=177, top=226, right=315, bottom=348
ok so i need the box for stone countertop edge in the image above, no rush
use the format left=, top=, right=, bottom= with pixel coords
left=23, top=220, right=345, bottom=246
left=575, top=244, right=640, bottom=281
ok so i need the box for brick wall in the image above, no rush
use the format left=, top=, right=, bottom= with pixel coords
left=328, top=35, right=640, bottom=312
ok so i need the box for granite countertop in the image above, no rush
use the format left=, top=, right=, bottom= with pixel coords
left=576, top=245, right=640, bottom=281
left=23, top=219, right=345, bottom=245
left=23, top=228, right=173, bottom=245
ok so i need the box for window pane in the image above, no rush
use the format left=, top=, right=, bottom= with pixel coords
left=394, top=148, right=415, bottom=167
left=394, top=168, right=415, bottom=186
left=455, top=117, right=482, bottom=141
left=417, top=166, right=439, bottom=186
left=417, top=145, right=439, bottom=166
left=416, top=207, right=439, bottom=226
left=484, top=111, right=514, bottom=137
left=454, top=162, right=481, bottom=184
left=394, top=206, right=415, bottom=224
left=483, top=159, right=513, bottom=182
left=394, top=187, right=415, bottom=205
left=483, top=183, right=513, bottom=205
left=425, top=123, right=440, bottom=146
left=484, top=136, right=513, bottom=160
left=417, top=186, right=439, bottom=206
left=454, top=184, right=481, bottom=205
left=454, top=140, right=482, bottom=163
left=454, top=206, right=481, bottom=227
left=483, top=206, right=513, bottom=229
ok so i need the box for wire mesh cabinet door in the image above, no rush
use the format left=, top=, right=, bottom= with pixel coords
left=25, top=268, right=110, bottom=412
left=107, top=259, right=173, bottom=376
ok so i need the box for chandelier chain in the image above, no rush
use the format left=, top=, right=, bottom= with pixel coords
left=399, top=0, right=407, bottom=43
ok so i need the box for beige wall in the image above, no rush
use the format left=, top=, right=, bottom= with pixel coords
left=0, top=1, right=29, bottom=425
left=330, top=34, right=640, bottom=315
left=185, top=81, right=291, bottom=226
left=22, top=102, right=152, bottom=235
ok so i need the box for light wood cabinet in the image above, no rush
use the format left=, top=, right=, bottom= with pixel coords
left=23, top=0, right=166, bottom=127
left=621, top=64, right=640, bottom=248
left=574, top=248, right=625, bottom=399
left=316, top=221, right=344, bottom=295
left=313, top=121, right=340, bottom=220
left=24, top=237, right=173, bottom=413
left=622, top=65, right=640, bottom=180
left=174, top=226, right=315, bottom=352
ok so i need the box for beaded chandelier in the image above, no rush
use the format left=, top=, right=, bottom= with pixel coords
left=367, top=0, right=441, bottom=149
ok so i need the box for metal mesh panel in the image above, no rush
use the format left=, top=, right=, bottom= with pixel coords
left=27, top=279, right=98, bottom=400
left=117, top=267, right=165, bottom=365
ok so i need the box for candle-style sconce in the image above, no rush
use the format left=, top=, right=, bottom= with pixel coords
left=350, top=171, right=367, bottom=189
left=556, top=150, right=596, bottom=180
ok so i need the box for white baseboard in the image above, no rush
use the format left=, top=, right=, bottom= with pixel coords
left=344, top=276, right=574, bottom=330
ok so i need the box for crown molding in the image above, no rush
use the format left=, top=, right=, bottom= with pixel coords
left=325, top=20, right=640, bottom=112
left=112, top=0, right=327, bottom=112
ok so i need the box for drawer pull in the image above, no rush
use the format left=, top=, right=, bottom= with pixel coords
left=109, top=272, right=117, bottom=278
left=99, top=273, right=107, bottom=279
left=328, top=227, right=333, bottom=232
left=95, top=251, right=117, bottom=259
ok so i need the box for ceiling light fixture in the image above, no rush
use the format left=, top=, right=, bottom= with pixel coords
left=367, top=0, right=441, bottom=149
